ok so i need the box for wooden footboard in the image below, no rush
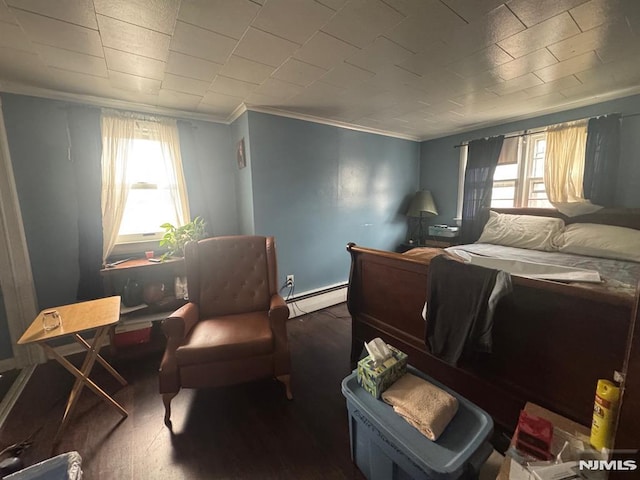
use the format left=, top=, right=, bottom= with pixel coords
left=346, top=243, right=633, bottom=432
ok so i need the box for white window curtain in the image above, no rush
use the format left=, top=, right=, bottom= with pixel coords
left=155, top=118, right=191, bottom=228
left=101, top=112, right=135, bottom=263
left=543, top=120, right=601, bottom=217
left=100, top=111, right=191, bottom=262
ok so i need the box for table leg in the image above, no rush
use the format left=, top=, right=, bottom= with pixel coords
left=73, top=333, right=127, bottom=386
left=41, top=327, right=128, bottom=441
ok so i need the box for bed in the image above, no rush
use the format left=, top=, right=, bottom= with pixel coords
left=346, top=207, right=640, bottom=436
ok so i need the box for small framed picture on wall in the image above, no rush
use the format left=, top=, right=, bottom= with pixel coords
left=237, top=138, right=246, bottom=169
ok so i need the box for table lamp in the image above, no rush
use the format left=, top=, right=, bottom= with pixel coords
left=406, top=190, right=438, bottom=245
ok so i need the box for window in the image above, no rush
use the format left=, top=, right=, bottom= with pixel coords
left=116, top=135, right=184, bottom=244
left=490, top=132, right=552, bottom=208
left=101, top=112, right=190, bottom=261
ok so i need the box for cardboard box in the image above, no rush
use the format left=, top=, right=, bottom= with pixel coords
left=357, top=345, right=408, bottom=398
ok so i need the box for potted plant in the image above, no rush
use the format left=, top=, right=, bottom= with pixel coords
left=159, top=216, right=207, bottom=260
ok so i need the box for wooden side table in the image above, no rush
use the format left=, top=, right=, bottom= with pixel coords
left=18, top=296, right=128, bottom=441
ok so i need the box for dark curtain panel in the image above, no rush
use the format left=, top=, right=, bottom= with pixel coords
left=67, top=107, right=104, bottom=301
left=583, top=113, right=621, bottom=207
left=460, top=136, right=504, bottom=244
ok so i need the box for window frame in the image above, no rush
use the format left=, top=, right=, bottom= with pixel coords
left=111, top=120, right=189, bottom=248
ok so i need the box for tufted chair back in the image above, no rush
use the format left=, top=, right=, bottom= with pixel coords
left=185, top=236, right=278, bottom=318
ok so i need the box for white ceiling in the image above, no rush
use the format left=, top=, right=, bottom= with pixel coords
left=0, top=0, right=639, bottom=140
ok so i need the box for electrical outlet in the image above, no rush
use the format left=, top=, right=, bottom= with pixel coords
left=286, top=274, right=294, bottom=288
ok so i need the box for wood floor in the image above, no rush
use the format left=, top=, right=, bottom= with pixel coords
left=0, top=303, right=365, bottom=479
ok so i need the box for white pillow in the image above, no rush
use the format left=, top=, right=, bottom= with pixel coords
left=554, top=223, right=640, bottom=263
left=477, top=211, right=565, bottom=251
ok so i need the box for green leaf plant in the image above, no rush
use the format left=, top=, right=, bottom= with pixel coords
left=159, top=216, right=207, bottom=260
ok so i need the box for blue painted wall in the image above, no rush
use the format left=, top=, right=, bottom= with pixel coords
left=1, top=93, right=239, bottom=360
left=420, top=94, right=640, bottom=223
left=178, top=119, right=238, bottom=236
left=230, top=112, right=255, bottom=235
left=247, top=111, right=420, bottom=293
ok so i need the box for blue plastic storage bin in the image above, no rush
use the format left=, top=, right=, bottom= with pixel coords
left=342, top=365, right=493, bottom=480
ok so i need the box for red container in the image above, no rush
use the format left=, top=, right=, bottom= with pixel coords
left=113, top=327, right=151, bottom=347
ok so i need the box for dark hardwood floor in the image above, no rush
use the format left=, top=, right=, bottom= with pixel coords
left=0, top=303, right=365, bottom=479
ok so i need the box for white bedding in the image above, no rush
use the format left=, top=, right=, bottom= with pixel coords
left=447, top=248, right=602, bottom=283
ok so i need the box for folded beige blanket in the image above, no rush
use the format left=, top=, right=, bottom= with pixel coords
left=381, top=373, right=458, bottom=441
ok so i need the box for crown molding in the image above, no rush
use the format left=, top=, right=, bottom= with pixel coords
left=0, top=81, right=229, bottom=124
left=226, top=103, right=248, bottom=124
left=245, top=105, right=421, bottom=141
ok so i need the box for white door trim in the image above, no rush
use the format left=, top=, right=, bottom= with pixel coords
left=0, top=97, right=43, bottom=367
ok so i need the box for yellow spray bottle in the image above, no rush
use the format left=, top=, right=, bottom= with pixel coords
left=590, top=379, right=620, bottom=451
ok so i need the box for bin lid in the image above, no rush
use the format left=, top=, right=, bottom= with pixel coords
left=342, top=365, right=493, bottom=476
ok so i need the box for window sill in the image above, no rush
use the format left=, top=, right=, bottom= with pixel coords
left=111, top=239, right=164, bottom=259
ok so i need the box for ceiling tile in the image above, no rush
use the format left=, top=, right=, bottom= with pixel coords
left=97, top=15, right=170, bottom=61
left=199, top=90, right=243, bottom=114
left=252, top=0, right=334, bottom=45
left=208, top=75, right=259, bottom=97
left=491, top=48, right=558, bottom=81
left=233, top=27, right=299, bottom=67
left=319, top=62, right=374, bottom=88
left=534, top=50, right=601, bottom=82
left=13, top=9, right=103, bottom=56
left=165, top=51, right=222, bottom=82
left=177, top=0, right=259, bottom=40
left=397, top=41, right=451, bottom=75
left=523, top=74, right=582, bottom=97
left=293, top=31, right=359, bottom=70
left=162, top=73, right=210, bottom=95
left=271, top=58, right=327, bottom=86
left=0, top=46, right=46, bottom=83
left=218, top=55, right=274, bottom=84
left=0, top=2, right=17, bottom=23
left=498, top=12, right=581, bottom=58
left=507, top=0, right=588, bottom=27
left=596, top=33, right=640, bottom=63
left=487, top=72, right=543, bottom=95
left=94, top=0, right=179, bottom=34
left=109, top=70, right=161, bottom=94
left=7, top=0, right=97, bottom=29
left=170, top=21, right=237, bottom=64
left=315, top=0, right=347, bottom=10
left=345, top=36, right=413, bottom=74
left=35, top=44, right=108, bottom=77
left=104, top=48, right=165, bottom=80
left=254, top=78, right=304, bottom=99
left=44, top=67, right=112, bottom=96
left=107, top=86, right=159, bottom=105
left=442, top=5, right=526, bottom=55
left=386, top=0, right=468, bottom=53
left=321, top=0, right=405, bottom=48
left=157, top=88, right=203, bottom=110
left=548, top=22, right=633, bottom=62
left=569, top=0, right=617, bottom=31
left=447, top=45, right=513, bottom=78
left=0, top=19, right=35, bottom=52
left=439, top=0, right=505, bottom=22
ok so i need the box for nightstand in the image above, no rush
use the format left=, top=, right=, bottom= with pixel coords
left=421, top=235, right=460, bottom=248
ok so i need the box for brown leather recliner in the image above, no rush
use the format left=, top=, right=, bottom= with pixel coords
left=159, top=235, right=292, bottom=426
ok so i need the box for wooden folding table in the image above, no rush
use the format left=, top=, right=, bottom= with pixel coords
left=18, top=296, right=128, bottom=440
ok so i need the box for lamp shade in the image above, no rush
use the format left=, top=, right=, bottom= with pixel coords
left=406, top=190, right=438, bottom=217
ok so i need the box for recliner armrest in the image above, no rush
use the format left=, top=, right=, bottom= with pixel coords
left=269, top=294, right=289, bottom=325
left=162, top=302, right=200, bottom=340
